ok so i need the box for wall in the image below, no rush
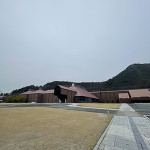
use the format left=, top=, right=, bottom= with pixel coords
left=42, top=93, right=58, bottom=103
left=60, top=88, right=76, bottom=103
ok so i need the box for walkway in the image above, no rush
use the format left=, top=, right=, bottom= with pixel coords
left=0, top=103, right=142, bottom=117
left=98, top=104, right=150, bottom=150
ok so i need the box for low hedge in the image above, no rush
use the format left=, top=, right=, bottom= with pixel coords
left=6, top=95, right=26, bottom=103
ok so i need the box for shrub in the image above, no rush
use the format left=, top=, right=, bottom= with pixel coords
left=6, top=95, right=26, bottom=103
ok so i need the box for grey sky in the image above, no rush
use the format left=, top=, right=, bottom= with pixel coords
left=0, top=0, right=150, bottom=93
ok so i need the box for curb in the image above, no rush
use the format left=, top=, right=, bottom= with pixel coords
left=93, top=116, right=115, bottom=150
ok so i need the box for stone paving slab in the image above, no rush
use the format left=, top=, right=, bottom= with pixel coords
left=98, top=104, right=150, bottom=150
left=119, top=103, right=135, bottom=112
left=98, top=116, right=138, bottom=150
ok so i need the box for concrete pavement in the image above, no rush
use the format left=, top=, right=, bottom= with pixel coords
left=98, top=104, right=150, bottom=150
left=129, top=103, right=150, bottom=116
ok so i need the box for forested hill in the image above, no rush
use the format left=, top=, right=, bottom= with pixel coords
left=100, top=63, right=150, bottom=91
left=12, top=85, right=39, bottom=95
left=42, top=63, right=150, bottom=91
left=11, top=63, right=150, bottom=94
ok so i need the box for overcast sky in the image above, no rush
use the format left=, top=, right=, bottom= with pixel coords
left=0, top=0, right=150, bottom=93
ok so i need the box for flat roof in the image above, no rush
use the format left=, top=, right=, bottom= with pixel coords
left=119, top=93, right=130, bottom=99
left=129, top=89, right=150, bottom=98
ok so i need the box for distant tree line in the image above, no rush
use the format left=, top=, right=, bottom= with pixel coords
left=6, top=95, right=26, bottom=103
left=11, top=85, right=39, bottom=95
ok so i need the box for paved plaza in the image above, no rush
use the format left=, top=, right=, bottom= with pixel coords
left=98, top=104, right=150, bottom=150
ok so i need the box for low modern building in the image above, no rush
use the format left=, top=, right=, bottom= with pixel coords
left=54, top=85, right=99, bottom=103
left=54, top=85, right=77, bottom=103
left=21, top=86, right=150, bottom=103
left=91, top=89, right=150, bottom=103
left=21, top=89, right=36, bottom=102
left=42, top=90, right=58, bottom=103
left=91, top=91, right=119, bottom=103
left=22, top=85, right=99, bottom=103
left=129, top=89, right=150, bottom=103
left=118, top=93, right=131, bottom=103
left=117, top=90, right=131, bottom=103
left=22, top=88, right=58, bottom=103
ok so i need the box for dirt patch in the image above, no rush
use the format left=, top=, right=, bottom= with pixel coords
left=0, top=107, right=113, bottom=150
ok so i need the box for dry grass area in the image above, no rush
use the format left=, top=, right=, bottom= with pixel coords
left=78, top=103, right=121, bottom=109
left=0, top=107, right=113, bottom=150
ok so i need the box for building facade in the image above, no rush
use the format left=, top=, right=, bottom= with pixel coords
left=21, top=86, right=150, bottom=103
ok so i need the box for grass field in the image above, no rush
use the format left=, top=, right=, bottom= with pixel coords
left=78, top=103, right=121, bottom=109
left=0, top=107, right=113, bottom=150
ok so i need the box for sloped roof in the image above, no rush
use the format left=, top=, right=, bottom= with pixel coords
left=43, top=89, right=54, bottom=94
left=21, top=88, right=44, bottom=94
left=58, top=85, right=76, bottom=92
left=22, top=89, right=53, bottom=95
left=129, top=89, right=150, bottom=98
left=69, top=86, right=99, bottom=99
left=21, top=90, right=35, bottom=95
left=119, top=93, right=130, bottom=99
left=91, top=91, right=115, bottom=93
left=33, top=89, right=44, bottom=94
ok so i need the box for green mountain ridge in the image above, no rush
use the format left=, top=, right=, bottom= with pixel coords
left=11, top=63, right=150, bottom=95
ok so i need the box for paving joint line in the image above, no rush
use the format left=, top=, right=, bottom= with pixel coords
left=128, top=116, right=149, bottom=150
